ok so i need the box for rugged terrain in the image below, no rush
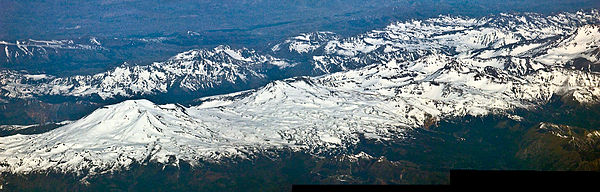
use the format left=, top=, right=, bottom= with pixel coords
left=0, top=9, right=600, bottom=191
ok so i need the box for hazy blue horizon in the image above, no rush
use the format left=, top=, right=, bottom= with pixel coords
left=2, top=0, right=599, bottom=45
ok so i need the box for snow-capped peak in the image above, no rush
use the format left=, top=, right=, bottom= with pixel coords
left=272, top=31, right=339, bottom=54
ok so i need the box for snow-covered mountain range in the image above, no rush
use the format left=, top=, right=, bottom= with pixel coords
left=0, top=10, right=599, bottom=175
left=1, top=46, right=290, bottom=100
left=0, top=38, right=106, bottom=60
left=2, top=10, right=600, bottom=102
